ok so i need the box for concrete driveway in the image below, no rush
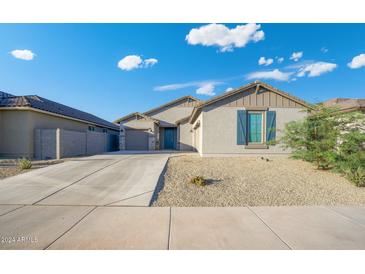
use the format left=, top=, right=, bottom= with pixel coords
left=0, top=151, right=169, bottom=206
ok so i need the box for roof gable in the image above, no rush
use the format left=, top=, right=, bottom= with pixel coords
left=114, top=112, right=159, bottom=124
left=143, top=95, right=200, bottom=116
left=189, top=81, right=314, bottom=123
left=114, top=95, right=200, bottom=124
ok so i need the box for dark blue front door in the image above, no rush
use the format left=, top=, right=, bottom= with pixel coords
left=164, top=128, right=177, bottom=149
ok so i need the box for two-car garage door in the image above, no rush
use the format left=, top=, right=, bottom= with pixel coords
left=125, top=129, right=149, bottom=150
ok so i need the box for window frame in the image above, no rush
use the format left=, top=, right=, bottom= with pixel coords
left=247, top=111, right=266, bottom=144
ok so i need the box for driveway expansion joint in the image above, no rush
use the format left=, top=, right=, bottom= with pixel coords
left=167, top=207, right=172, bottom=250
left=44, top=206, right=97, bottom=250
left=105, top=190, right=154, bottom=206
left=0, top=205, right=26, bottom=217
left=247, top=206, right=293, bottom=250
left=32, top=157, right=131, bottom=205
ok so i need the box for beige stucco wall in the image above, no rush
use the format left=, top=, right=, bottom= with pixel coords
left=192, top=112, right=203, bottom=155
left=178, top=122, right=193, bottom=151
left=200, top=106, right=308, bottom=156
left=147, top=102, right=195, bottom=127
left=0, top=109, right=117, bottom=158
left=120, top=119, right=157, bottom=150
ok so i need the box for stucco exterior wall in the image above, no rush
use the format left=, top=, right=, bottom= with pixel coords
left=120, top=119, right=157, bottom=150
left=0, top=110, right=35, bottom=158
left=192, top=112, right=203, bottom=155
left=200, top=106, right=307, bottom=156
left=147, top=103, right=194, bottom=127
left=0, top=109, right=118, bottom=159
left=178, top=122, right=194, bottom=151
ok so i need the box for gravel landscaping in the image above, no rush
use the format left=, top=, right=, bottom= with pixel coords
left=152, top=155, right=365, bottom=207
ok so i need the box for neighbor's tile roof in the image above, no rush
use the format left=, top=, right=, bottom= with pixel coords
left=0, top=91, right=15, bottom=99
left=323, top=98, right=365, bottom=111
left=0, top=93, right=119, bottom=130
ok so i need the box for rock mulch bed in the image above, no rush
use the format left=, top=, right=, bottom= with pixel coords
left=152, top=155, right=365, bottom=207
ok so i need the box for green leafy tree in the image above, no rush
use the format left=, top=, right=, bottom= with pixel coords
left=281, top=105, right=365, bottom=186
left=281, top=106, right=339, bottom=169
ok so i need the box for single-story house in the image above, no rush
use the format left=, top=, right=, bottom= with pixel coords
left=0, top=91, right=119, bottom=159
left=115, top=81, right=314, bottom=156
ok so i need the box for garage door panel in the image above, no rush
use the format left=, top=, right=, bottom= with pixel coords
left=125, top=129, right=149, bottom=150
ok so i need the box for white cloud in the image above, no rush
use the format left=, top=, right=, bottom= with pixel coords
left=196, top=83, right=215, bottom=96
left=297, top=62, right=337, bottom=77
left=10, top=49, right=35, bottom=60
left=290, top=51, right=303, bottom=62
left=321, top=47, right=329, bottom=53
left=186, top=23, right=265, bottom=52
left=225, top=87, right=234, bottom=92
left=117, top=55, right=158, bottom=71
left=246, top=69, right=292, bottom=81
left=154, top=80, right=222, bottom=96
left=347, top=53, right=365, bottom=69
left=154, top=82, right=196, bottom=91
left=144, top=58, right=158, bottom=67
left=258, top=57, right=273, bottom=66
left=277, top=57, right=284, bottom=63
left=118, top=55, right=142, bottom=71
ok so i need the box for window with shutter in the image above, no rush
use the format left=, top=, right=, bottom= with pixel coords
left=266, top=111, right=276, bottom=142
left=237, top=110, right=247, bottom=145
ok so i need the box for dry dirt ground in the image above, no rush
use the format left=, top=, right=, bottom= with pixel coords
left=152, top=155, right=365, bottom=207
left=0, top=159, right=62, bottom=180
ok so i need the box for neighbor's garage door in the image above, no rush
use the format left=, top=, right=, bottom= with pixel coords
left=125, top=129, right=149, bottom=150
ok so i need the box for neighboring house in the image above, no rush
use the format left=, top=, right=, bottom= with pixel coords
left=115, top=81, right=313, bottom=156
left=323, top=98, right=365, bottom=113
left=0, top=91, right=119, bottom=159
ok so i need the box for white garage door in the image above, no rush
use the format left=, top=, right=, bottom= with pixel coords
left=125, top=129, right=149, bottom=150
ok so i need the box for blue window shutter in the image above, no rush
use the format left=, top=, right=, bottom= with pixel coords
left=237, top=110, right=247, bottom=145
left=266, top=110, right=276, bottom=142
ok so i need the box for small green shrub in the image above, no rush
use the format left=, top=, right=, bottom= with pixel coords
left=335, top=131, right=365, bottom=186
left=342, top=166, right=365, bottom=187
left=190, top=176, right=206, bottom=186
left=19, top=158, right=32, bottom=170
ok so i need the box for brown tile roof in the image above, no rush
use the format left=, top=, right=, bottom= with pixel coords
left=0, top=91, right=15, bottom=99
left=323, top=98, right=365, bottom=111
left=0, top=93, right=119, bottom=130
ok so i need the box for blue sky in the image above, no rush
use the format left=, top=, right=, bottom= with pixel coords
left=1, top=23, right=364, bottom=122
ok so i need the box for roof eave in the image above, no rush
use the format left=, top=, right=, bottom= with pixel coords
left=0, top=106, right=119, bottom=131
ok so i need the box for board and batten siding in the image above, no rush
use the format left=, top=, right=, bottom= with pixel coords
left=210, top=87, right=305, bottom=108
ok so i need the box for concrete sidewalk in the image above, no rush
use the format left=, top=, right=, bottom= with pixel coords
left=0, top=206, right=364, bottom=250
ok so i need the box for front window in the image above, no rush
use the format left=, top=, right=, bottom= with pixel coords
left=248, top=112, right=263, bottom=143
